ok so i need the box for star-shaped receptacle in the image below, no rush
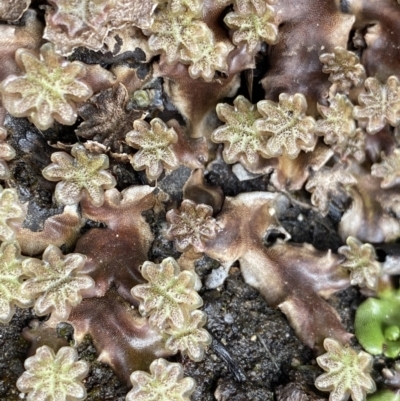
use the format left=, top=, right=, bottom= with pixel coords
left=353, top=76, right=400, bottom=134
left=0, top=43, right=93, bottom=130
left=0, top=186, right=26, bottom=242
left=126, top=118, right=179, bottom=181
left=338, top=237, right=382, bottom=291
left=212, top=95, right=269, bottom=170
left=165, top=310, right=212, bottom=361
left=44, top=0, right=111, bottom=55
left=255, top=93, right=317, bottom=158
left=180, top=29, right=232, bottom=81
left=224, top=4, right=278, bottom=54
left=320, top=47, right=366, bottom=93
left=0, top=127, right=16, bottom=180
left=131, top=257, right=203, bottom=329
left=22, top=244, right=94, bottom=320
left=371, top=149, right=400, bottom=188
left=148, top=6, right=194, bottom=64
left=315, top=338, right=376, bottom=401
left=42, top=143, right=116, bottom=206
left=17, top=345, right=89, bottom=401
left=166, top=199, right=219, bottom=253
left=127, top=358, right=196, bottom=401
left=0, top=241, right=33, bottom=324
left=316, top=93, right=356, bottom=146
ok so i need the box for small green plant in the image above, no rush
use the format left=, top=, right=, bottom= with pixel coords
left=367, top=390, right=400, bottom=401
left=355, top=289, right=400, bottom=358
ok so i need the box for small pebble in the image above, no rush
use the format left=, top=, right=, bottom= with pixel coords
left=224, top=313, right=234, bottom=324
